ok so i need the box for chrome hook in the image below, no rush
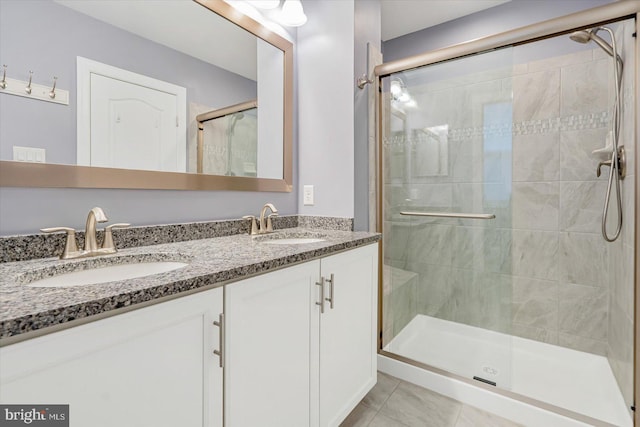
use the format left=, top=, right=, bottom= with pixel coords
left=49, top=76, right=57, bottom=99
left=0, top=65, right=6, bottom=89
left=25, top=70, right=33, bottom=94
left=357, top=73, right=373, bottom=89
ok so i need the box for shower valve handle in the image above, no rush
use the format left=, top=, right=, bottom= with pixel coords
left=596, top=159, right=612, bottom=178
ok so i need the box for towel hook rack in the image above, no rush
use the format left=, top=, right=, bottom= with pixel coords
left=0, top=65, right=69, bottom=105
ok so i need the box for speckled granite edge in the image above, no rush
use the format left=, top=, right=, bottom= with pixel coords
left=0, top=215, right=350, bottom=262
left=297, top=216, right=353, bottom=231
left=0, top=232, right=380, bottom=339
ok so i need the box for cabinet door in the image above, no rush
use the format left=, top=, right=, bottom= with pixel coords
left=0, top=287, right=223, bottom=427
left=225, top=261, right=320, bottom=427
left=319, top=244, right=378, bottom=427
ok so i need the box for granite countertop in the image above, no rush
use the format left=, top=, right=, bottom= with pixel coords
left=0, top=228, right=380, bottom=341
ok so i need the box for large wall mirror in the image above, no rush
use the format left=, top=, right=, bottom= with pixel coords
left=0, top=0, right=293, bottom=191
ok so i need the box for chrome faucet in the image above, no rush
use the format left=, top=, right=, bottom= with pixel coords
left=41, top=207, right=129, bottom=259
left=84, top=207, right=108, bottom=252
left=243, top=203, right=279, bottom=235
left=259, top=203, right=278, bottom=234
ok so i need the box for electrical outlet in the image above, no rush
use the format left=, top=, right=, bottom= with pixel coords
left=303, top=185, right=314, bottom=206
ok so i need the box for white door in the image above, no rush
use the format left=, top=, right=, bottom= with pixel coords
left=90, top=74, right=182, bottom=172
left=225, top=261, right=320, bottom=427
left=0, top=287, right=223, bottom=427
left=319, top=244, right=378, bottom=427
left=77, top=57, right=186, bottom=172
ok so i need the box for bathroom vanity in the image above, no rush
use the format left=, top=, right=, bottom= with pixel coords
left=0, top=225, right=380, bottom=427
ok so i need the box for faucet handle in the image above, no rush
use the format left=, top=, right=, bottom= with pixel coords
left=41, top=227, right=79, bottom=259
left=242, top=215, right=259, bottom=235
left=104, top=223, right=130, bottom=231
left=596, top=159, right=612, bottom=177
left=266, top=213, right=279, bottom=232
left=102, top=223, right=130, bottom=252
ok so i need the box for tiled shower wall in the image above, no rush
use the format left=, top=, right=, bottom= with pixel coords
left=507, top=45, right=615, bottom=354
left=383, top=21, right=634, bottom=405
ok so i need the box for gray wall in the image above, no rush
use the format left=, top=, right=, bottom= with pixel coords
left=0, top=1, right=297, bottom=235
left=297, top=0, right=355, bottom=219
left=354, top=0, right=381, bottom=231
left=0, top=0, right=257, bottom=165
left=0, top=186, right=296, bottom=234
left=382, top=0, right=614, bottom=63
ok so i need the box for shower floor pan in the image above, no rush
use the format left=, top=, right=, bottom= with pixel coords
left=384, top=315, right=631, bottom=427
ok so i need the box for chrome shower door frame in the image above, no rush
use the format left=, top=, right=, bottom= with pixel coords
left=374, top=2, right=640, bottom=426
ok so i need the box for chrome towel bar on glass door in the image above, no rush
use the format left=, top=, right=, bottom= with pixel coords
left=400, top=211, right=496, bottom=220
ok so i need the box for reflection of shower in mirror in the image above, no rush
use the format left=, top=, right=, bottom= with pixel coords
left=196, top=100, right=258, bottom=177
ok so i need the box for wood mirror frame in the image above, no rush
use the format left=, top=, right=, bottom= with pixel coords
left=0, top=0, right=293, bottom=192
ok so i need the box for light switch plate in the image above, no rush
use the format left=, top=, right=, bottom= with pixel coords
left=303, top=185, right=314, bottom=206
left=13, top=146, right=46, bottom=163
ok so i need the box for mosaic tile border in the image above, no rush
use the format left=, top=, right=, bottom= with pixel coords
left=383, top=111, right=611, bottom=148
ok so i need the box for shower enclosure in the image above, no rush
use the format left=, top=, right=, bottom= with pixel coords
left=377, top=4, right=637, bottom=427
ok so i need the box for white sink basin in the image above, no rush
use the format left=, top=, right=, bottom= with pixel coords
left=261, top=238, right=326, bottom=245
left=27, top=262, right=189, bottom=288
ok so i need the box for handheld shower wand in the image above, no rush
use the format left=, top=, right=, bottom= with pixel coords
left=569, top=26, right=625, bottom=242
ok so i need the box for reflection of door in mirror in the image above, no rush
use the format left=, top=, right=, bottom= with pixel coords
left=92, top=76, right=182, bottom=172
left=77, top=58, right=187, bottom=173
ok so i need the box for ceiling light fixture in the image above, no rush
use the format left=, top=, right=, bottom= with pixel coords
left=278, top=0, right=307, bottom=27
left=390, top=78, right=416, bottom=107
left=390, top=80, right=402, bottom=98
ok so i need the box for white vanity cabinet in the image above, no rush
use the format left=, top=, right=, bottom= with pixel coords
left=224, top=243, right=379, bottom=427
left=224, top=260, right=320, bottom=427
left=0, top=287, right=224, bottom=427
left=318, top=245, right=378, bottom=427
left=0, top=242, right=378, bottom=427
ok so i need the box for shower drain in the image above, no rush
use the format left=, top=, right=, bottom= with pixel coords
left=473, top=376, right=497, bottom=387
left=473, top=366, right=500, bottom=387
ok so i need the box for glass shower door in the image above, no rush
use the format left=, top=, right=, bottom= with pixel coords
left=381, top=47, right=514, bottom=390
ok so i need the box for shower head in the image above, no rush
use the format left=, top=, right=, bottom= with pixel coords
left=228, top=112, right=245, bottom=135
left=569, top=29, right=593, bottom=44
left=569, top=27, right=617, bottom=59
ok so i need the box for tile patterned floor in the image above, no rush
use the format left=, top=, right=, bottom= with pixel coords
left=341, top=372, right=524, bottom=427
